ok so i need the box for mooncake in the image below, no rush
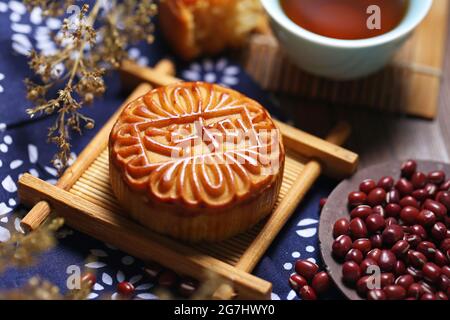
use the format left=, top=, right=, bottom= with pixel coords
left=159, top=0, right=264, bottom=60
left=109, top=82, right=284, bottom=242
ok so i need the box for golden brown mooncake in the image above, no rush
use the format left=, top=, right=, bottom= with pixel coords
left=109, top=82, right=285, bottom=242
left=159, top=0, right=264, bottom=60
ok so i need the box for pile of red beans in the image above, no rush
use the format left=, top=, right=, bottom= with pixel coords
left=332, top=160, right=450, bottom=300
left=289, top=260, right=331, bottom=300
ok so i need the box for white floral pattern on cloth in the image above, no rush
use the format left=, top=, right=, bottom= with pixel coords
left=0, top=120, right=76, bottom=242
left=181, top=58, right=240, bottom=87
left=83, top=246, right=157, bottom=300
left=0, top=72, right=4, bottom=93
left=4, top=1, right=58, bottom=56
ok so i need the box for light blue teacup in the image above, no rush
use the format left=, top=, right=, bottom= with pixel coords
left=261, top=0, right=433, bottom=80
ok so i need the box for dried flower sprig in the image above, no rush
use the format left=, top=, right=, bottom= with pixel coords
left=25, top=0, right=157, bottom=170
left=0, top=274, right=95, bottom=300
left=0, top=217, right=64, bottom=272
left=0, top=216, right=95, bottom=300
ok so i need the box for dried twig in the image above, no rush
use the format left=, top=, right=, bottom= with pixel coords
left=24, top=0, right=157, bottom=170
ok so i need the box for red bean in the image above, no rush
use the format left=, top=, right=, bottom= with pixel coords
left=399, top=196, right=419, bottom=209
left=423, top=263, right=441, bottom=283
left=400, top=206, right=419, bottom=225
left=396, top=178, right=414, bottom=196
left=365, top=214, right=385, bottom=233
left=434, top=250, right=448, bottom=267
left=428, top=170, right=446, bottom=185
left=366, top=249, right=382, bottom=261
left=332, top=235, right=352, bottom=259
left=421, top=293, right=436, bottom=300
left=431, top=222, right=447, bottom=241
left=425, top=183, right=438, bottom=198
left=370, top=234, right=383, bottom=248
left=395, top=275, right=414, bottom=289
left=401, top=160, right=417, bottom=178
left=391, top=240, right=410, bottom=258
left=333, top=218, right=350, bottom=238
left=407, top=250, right=427, bottom=269
left=378, top=176, right=395, bottom=191
left=436, top=191, right=450, bottom=210
left=367, top=188, right=387, bottom=207
left=410, top=224, right=427, bottom=239
left=382, top=224, right=404, bottom=246
left=350, top=205, right=373, bottom=219
left=412, top=189, right=427, bottom=202
left=441, top=238, right=450, bottom=252
left=416, top=209, right=436, bottom=227
left=423, top=199, right=447, bottom=220
left=360, top=258, right=378, bottom=275
left=311, top=271, right=330, bottom=294
left=352, top=238, right=372, bottom=255
left=348, top=191, right=367, bottom=207
left=356, top=276, right=372, bottom=297
left=295, top=260, right=319, bottom=280
left=289, top=273, right=307, bottom=291
left=345, top=248, right=364, bottom=264
left=378, top=250, right=397, bottom=272
left=367, top=289, right=387, bottom=300
left=299, top=285, right=317, bottom=300
left=385, top=217, right=399, bottom=227
left=411, top=172, right=427, bottom=189
left=408, top=283, right=424, bottom=299
left=385, top=203, right=401, bottom=218
left=436, top=291, right=448, bottom=300
left=342, top=261, right=361, bottom=284
left=440, top=179, right=450, bottom=191
left=349, top=218, right=368, bottom=239
left=360, top=179, right=377, bottom=194
left=442, top=266, right=450, bottom=278
left=416, top=241, right=436, bottom=259
left=117, top=281, right=135, bottom=296
left=380, top=273, right=395, bottom=287
left=393, top=260, right=406, bottom=277
left=386, top=190, right=400, bottom=204
left=372, top=205, right=386, bottom=217
left=438, top=274, right=450, bottom=292
left=384, top=285, right=406, bottom=300
left=405, top=234, right=422, bottom=248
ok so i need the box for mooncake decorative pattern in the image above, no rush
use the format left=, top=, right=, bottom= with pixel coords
left=110, top=82, right=283, bottom=209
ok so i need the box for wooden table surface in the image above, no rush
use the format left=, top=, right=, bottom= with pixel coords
left=273, top=15, right=450, bottom=169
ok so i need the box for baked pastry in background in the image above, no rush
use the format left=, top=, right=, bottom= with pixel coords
left=109, top=82, right=284, bottom=242
left=159, top=0, right=265, bottom=60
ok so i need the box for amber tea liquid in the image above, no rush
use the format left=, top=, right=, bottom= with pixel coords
left=281, top=0, right=408, bottom=40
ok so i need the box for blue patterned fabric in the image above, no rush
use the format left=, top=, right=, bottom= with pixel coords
left=0, top=1, right=343, bottom=300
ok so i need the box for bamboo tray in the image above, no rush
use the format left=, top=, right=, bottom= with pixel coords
left=18, top=62, right=358, bottom=300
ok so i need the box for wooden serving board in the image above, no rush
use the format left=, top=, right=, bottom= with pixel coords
left=243, top=0, right=449, bottom=119
left=18, top=64, right=358, bottom=300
